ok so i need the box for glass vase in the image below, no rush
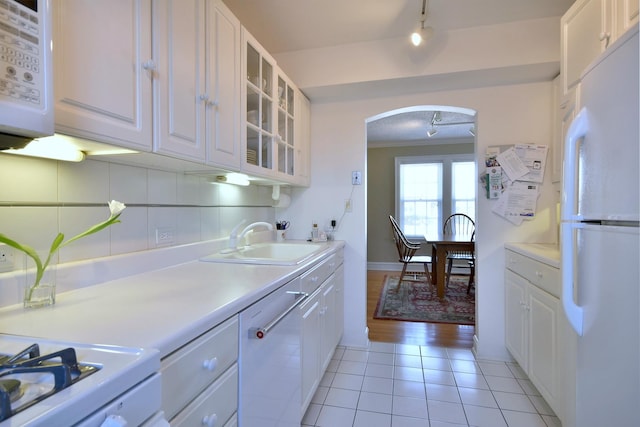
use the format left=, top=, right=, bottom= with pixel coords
left=23, top=264, right=56, bottom=308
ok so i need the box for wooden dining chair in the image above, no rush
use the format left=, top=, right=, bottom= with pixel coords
left=442, top=213, right=475, bottom=237
left=443, top=214, right=475, bottom=293
left=389, top=215, right=432, bottom=291
left=445, top=230, right=476, bottom=293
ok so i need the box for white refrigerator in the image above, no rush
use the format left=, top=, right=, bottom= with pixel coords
left=560, top=25, right=639, bottom=427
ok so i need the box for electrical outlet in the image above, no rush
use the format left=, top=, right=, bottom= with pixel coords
left=0, top=243, right=15, bottom=273
left=345, top=199, right=352, bottom=212
left=352, top=171, right=362, bottom=185
left=155, top=227, right=175, bottom=246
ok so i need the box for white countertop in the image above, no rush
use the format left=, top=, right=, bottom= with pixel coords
left=504, top=242, right=561, bottom=268
left=0, top=241, right=344, bottom=358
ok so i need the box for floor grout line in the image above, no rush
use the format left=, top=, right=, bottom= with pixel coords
left=302, top=342, right=561, bottom=427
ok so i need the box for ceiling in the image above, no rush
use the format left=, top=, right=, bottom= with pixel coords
left=223, top=0, right=574, bottom=54
left=367, top=109, right=476, bottom=145
left=223, top=0, right=575, bottom=143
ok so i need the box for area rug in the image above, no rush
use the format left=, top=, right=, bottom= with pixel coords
left=373, top=275, right=475, bottom=325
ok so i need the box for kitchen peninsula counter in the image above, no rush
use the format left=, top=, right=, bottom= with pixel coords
left=0, top=241, right=345, bottom=358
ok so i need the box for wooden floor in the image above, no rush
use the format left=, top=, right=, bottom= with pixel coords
left=367, top=270, right=475, bottom=349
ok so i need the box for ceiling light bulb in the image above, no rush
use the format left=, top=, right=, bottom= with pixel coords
left=411, top=30, right=423, bottom=46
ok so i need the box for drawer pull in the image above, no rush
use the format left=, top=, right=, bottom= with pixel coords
left=202, top=357, right=218, bottom=372
left=202, top=413, right=218, bottom=427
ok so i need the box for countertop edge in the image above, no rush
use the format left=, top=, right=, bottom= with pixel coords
left=0, top=240, right=346, bottom=359
left=505, top=242, right=561, bottom=268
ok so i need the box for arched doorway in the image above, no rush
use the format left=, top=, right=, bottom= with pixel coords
left=365, top=105, right=477, bottom=347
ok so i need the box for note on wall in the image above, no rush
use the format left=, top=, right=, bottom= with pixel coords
left=485, top=144, right=548, bottom=224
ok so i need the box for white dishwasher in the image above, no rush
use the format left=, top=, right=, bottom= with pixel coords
left=238, top=278, right=305, bottom=426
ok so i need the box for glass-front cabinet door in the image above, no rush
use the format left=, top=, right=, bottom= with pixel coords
left=276, top=71, right=296, bottom=178
left=242, top=29, right=275, bottom=175
left=241, top=27, right=309, bottom=185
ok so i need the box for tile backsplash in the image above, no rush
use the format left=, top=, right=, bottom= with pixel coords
left=0, top=154, right=276, bottom=305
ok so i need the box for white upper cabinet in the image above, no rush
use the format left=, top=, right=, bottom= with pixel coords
left=153, top=0, right=207, bottom=162
left=295, top=91, right=311, bottom=186
left=241, top=28, right=311, bottom=186
left=241, top=29, right=277, bottom=178
left=206, top=0, right=242, bottom=169
left=53, top=1, right=306, bottom=180
left=561, top=0, right=610, bottom=95
left=53, top=0, right=153, bottom=152
left=561, top=0, right=638, bottom=96
left=53, top=0, right=241, bottom=168
left=615, top=0, right=639, bottom=39
left=153, top=0, right=241, bottom=167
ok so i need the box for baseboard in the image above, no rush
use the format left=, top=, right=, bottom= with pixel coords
left=367, top=262, right=404, bottom=271
left=367, top=261, right=471, bottom=275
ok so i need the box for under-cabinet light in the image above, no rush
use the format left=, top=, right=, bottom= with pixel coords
left=3, top=137, right=85, bottom=162
left=215, top=173, right=250, bottom=186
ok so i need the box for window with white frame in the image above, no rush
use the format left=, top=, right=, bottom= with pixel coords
left=395, top=155, right=475, bottom=238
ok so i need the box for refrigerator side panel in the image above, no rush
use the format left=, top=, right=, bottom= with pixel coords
left=574, top=224, right=639, bottom=427
left=577, top=29, right=639, bottom=221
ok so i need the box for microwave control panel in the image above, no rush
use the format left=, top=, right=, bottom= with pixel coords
left=0, top=0, right=45, bottom=108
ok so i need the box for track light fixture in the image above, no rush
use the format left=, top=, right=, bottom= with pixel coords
left=427, top=110, right=441, bottom=137
left=410, top=0, right=433, bottom=47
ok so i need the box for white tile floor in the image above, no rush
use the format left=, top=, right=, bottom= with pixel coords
left=302, top=342, right=561, bottom=427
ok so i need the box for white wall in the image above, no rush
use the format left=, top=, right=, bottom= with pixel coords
left=283, top=81, right=559, bottom=359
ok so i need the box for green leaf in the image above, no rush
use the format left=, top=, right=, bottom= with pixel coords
left=60, top=214, right=121, bottom=248
left=0, top=233, right=43, bottom=271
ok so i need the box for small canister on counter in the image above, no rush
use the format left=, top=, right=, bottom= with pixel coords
left=275, top=220, right=289, bottom=242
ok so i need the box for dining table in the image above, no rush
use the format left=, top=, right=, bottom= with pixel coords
left=424, top=231, right=475, bottom=298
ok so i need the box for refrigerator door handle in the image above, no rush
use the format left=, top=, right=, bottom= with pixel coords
left=561, top=107, right=589, bottom=222
left=561, top=222, right=584, bottom=336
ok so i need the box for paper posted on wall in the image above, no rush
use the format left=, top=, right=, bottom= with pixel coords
left=491, top=182, right=541, bottom=225
left=496, top=144, right=548, bottom=183
left=485, top=144, right=548, bottom=224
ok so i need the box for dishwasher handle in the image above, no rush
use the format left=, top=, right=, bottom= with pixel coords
left=249, top=291, right=308, bottom=339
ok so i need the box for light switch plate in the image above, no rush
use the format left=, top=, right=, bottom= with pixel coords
left=352, top=171, right=362, bottom=185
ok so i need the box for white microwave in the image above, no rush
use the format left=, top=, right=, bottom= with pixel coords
left=0, top=0, right=53, bottom=149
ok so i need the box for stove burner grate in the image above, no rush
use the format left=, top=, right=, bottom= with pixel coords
left=0, top=343, right=100, bottom=421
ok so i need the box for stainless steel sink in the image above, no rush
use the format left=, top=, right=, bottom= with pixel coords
left=200, top=242, right=329, bottom=265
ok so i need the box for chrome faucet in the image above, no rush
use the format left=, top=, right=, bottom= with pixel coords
left=228, top=220, right=274, bottom=250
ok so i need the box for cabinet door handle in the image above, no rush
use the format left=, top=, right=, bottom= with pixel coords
left=199, top=93, right=210, bottom=102
left=599, top=31, right=611, bottom=47
left=142, top=60, right=156, bottom=71
left=202, top=413, right=218, bottom=427
left=202, top=357, right=218, bottom=372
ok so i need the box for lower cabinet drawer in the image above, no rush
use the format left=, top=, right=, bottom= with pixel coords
left=170, top=364, right=238, bottom=427
left=506, top=250, right=560, bottom=297
left=301, top=254, right=335, bottom=294
left=161, top=315, right=238, bottom=419
left=224, top=413, right=237, bottom=427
